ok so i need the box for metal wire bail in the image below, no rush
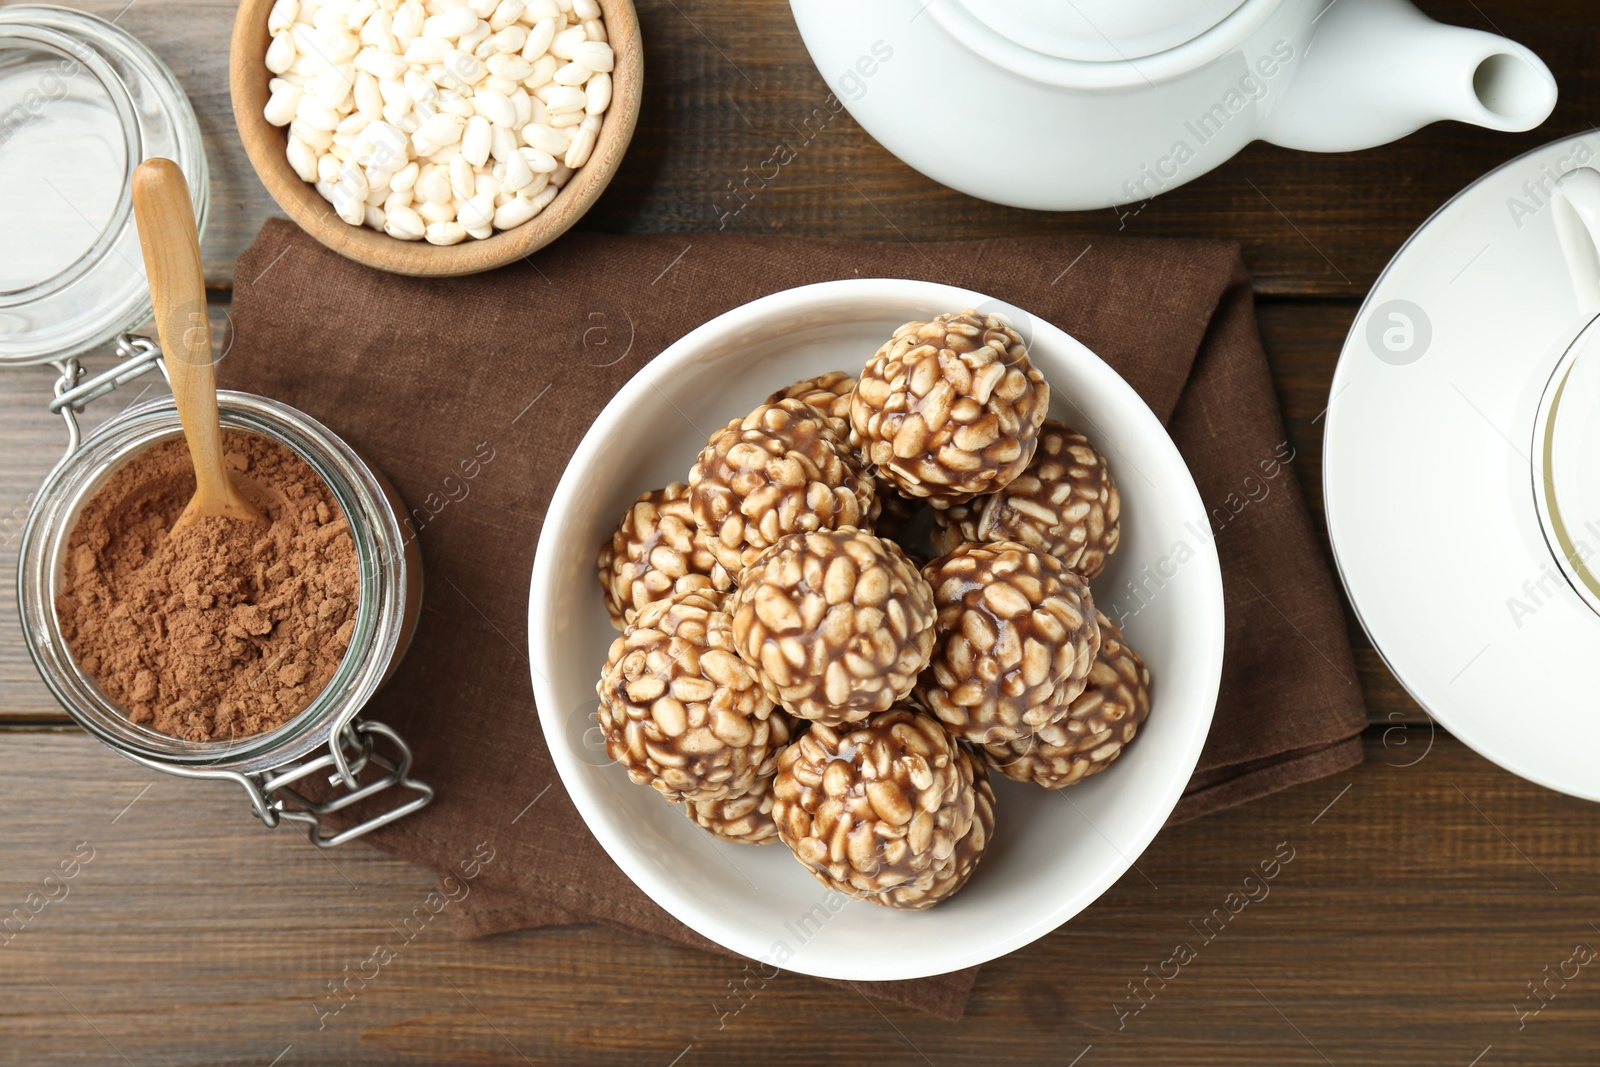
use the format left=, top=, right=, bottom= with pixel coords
left=46, top=334, right=168, bottom=466
left=250, top=721, right=434, bottom=848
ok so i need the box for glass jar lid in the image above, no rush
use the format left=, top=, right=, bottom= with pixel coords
left=0, top=5, right=207, bottom=365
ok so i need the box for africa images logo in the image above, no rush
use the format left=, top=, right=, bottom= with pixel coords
left=1506, top=139, right=1596, bottom=228
left=1366, top=299, right=1432, bottom=365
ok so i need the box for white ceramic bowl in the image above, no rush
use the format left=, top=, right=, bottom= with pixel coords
left=528, top=280, right=1225, bottom=980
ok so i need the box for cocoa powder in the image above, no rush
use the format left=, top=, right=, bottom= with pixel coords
left=55, top=432, right=360, bottom=743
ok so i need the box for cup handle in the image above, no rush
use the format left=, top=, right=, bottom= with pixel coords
left=1555, top=168, right=1600, bottom=316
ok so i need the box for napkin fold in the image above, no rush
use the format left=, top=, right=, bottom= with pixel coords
left=222, top=220, right=1366, bottom=1020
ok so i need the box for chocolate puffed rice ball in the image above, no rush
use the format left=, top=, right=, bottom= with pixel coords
left=767, top=370, right=856, bottom=437
left=982, top=611, right=1150, bottom=788
left=682, top=713, right=796, bottom=845
left=597, top=589, right=782, bottom=803
left=685, top=776, right=780, bottom=845
left=731, top=528, right=936, bottom=727
left=932, top=420, right=1121, bottom=578
left=772, top=707, right=991, bottom=909
left=915, top=541, right=1100, bottom=745
left=598, top=482, right=732, bottom=630
left=918, top=756, right=995, bottom=906
left=850, top=310, right=1050, bottom=507
left=689, top=398, right=878, bottom=576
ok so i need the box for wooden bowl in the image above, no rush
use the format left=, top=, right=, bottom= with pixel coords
left=230, top=0, right=641, bottom=277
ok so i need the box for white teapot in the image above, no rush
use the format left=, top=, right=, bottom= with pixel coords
left=788, top=0, right=1557, bottom=211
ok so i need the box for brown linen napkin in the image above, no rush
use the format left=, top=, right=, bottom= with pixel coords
left=222, top=219, right=1367, bottom=1020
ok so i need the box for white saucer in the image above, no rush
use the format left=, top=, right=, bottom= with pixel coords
left=1325, top=132, right=1600, bottom=801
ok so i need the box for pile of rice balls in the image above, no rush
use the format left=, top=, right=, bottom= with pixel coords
left=594, top=311, right=1149, bottom=910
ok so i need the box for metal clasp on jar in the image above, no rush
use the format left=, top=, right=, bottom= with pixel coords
left=197, top=721, right=433, bottom=848
left=45, top=335, right=168, bottom=460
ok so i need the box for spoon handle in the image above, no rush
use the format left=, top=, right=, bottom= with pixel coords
left=131, top=159, right=231, bottom=516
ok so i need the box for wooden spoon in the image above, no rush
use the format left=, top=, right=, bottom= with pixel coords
left=132, top=158, right=265, bottom=530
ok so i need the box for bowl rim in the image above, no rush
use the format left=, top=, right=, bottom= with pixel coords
left=228, top=0, right=642, bottom=278
left=528, top=278, right=1226, bottom=979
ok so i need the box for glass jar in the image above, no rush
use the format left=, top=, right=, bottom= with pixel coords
left=17, top=390, right=432, bottom=846
left=2, top=6, right=432, bottom=846
left=0, top=4, right=208, bottom=365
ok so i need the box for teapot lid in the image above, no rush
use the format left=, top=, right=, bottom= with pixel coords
left=933, top=0, right=1251, bottom=63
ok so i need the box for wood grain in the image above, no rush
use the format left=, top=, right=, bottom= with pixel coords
left=5, top=0, right=1600, bottom=1061
left=39, top=0, right=1600, bottom=294
left=0, top=729, right=1594, bottom=1066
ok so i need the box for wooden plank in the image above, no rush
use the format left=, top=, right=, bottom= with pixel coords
left=0, top=729, right=1594, bottom=1064
left=44, top=0, right=1600, bottom=295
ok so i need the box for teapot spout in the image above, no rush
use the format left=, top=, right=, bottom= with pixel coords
left=1259, top=0, right=1556, bottom=152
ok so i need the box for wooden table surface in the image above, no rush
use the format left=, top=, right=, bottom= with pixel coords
left=4, top=0, right=1600, bottom=1063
